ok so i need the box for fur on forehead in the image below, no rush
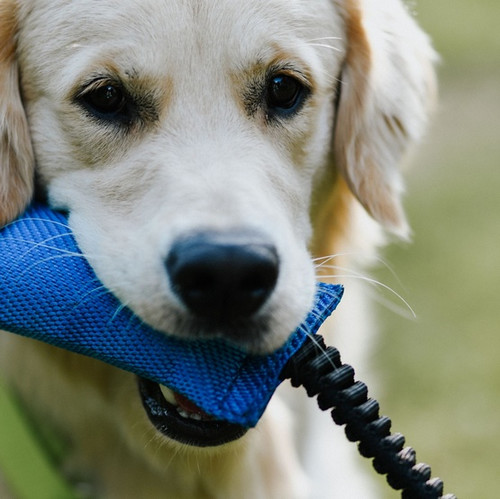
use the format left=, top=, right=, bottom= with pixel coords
left=15, top=0, right=344, bottom=76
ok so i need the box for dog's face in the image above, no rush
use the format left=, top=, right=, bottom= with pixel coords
left=12, top=0, right=350, bottom=355
left=1, top=0, right=436, bottom=451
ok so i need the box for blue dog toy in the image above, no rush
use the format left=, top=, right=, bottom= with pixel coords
left=0, top=204, right=342, bottom=428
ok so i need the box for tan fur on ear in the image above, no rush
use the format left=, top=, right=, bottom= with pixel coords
left=334, top=0, right=437, bottom=237
left=0, top=0, right=34, bottom=227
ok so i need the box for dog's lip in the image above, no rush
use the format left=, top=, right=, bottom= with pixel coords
left=137, top=377, right=248, bottom=447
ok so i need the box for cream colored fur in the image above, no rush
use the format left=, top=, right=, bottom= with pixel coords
left=0, top=0, right=436, bottom=497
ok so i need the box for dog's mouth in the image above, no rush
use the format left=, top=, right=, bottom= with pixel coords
left=138, top=378, right=248, bottom=447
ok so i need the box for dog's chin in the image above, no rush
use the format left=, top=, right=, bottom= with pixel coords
left=138, top=378, right=248, bottom=447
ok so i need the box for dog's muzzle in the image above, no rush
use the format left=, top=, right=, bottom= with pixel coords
left=0, top=204, right=343, bottom=446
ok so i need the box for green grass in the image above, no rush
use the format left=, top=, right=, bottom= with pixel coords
left=0, top=382, right=76, bottom=499
left=372, top=2, right=500, bottom=497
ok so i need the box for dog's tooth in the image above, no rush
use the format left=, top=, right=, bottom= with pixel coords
left=175, top=407, right=204, bottom=421
left=160, top=386, right=206, bottom=421
left=160, top=385, right=178, bottom=406
left=177, top=408, right=191, bottom=419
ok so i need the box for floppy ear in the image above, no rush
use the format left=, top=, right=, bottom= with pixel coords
left=0, top=0, right=34, bottom=227
left=334, top=0, right=437, bottom=237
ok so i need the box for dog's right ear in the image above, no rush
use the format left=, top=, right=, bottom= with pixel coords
left=0, top=0, right=34, bottom=227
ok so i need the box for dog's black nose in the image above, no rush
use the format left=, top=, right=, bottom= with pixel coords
left=166, top=232, right=279, bottom=322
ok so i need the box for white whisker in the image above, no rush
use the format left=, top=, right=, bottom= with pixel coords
left=314, top=252, right=414, bottom=318
left=16, top=253, right=93, bottom=283
left=317, top=272, right=416, bottom=319
left=365, top=287, right=416, bottom=320
left=305, top=36, right=342, bottom=42
left=4, top=235, right=103, bottom=265
left=72, top=284, right=111, bottom=309
left=312, top=251, right=366, bottom=265
left=4, top=217, right=72, bottom=232
left=108, top=302, right=130, bottom=325
left=298, top=326, right=338, bottom=368
left=18, top=233, right=81, bottom=258
left=307, top=42, right=343, bottom=52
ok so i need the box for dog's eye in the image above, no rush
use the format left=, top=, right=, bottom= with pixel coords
left=83, top=83, right=126, bottom=115
left=266, top=74, right=306, bottom=116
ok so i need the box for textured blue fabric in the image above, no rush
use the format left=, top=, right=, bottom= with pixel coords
left=0, top=204, right=343, bottom=427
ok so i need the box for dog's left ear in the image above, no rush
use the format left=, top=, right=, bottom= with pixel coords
left=0, top=0, right=34, bottom=227
left=334, top=0, right=437, bottom=237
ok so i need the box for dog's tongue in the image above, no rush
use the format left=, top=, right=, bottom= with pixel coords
left=0, top=204, right=343, bottom=427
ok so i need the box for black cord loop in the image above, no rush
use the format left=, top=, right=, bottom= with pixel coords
left=280, top=334, right=457, bottom=499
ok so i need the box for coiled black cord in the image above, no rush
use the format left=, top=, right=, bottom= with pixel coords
left=280, top=334, right=457, bottom=499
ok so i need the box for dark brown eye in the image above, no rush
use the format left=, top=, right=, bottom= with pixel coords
left=266, top=74, right=306, bottom=115
left=83, top=83, right=126, bottom=115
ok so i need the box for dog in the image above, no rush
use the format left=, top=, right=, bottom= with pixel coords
left=0, top=0, right=437, bottom=497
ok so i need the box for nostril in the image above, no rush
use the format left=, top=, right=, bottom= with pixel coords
left=240, top=258, right=277, bottom=300
left=166, top=232, right=279, bottom=322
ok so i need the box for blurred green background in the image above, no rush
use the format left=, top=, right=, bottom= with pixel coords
left=373, top=1, right=500, bottom=497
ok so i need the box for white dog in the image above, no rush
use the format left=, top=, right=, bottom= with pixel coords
left=0, top=0, right=436, bottom=497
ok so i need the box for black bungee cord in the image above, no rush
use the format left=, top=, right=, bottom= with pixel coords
left=280, top=334, right=457, bottom=499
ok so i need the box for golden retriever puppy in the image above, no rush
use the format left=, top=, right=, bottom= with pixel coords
left=0, top=0, right=436, bottom=497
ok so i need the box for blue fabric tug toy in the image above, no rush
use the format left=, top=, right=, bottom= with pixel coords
left=0, top=205, right=456, bottom=498
left=0, top=204, right=342, bottom=429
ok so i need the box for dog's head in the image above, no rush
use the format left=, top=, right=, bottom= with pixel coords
left=1, top=0, right=435, bottom=444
